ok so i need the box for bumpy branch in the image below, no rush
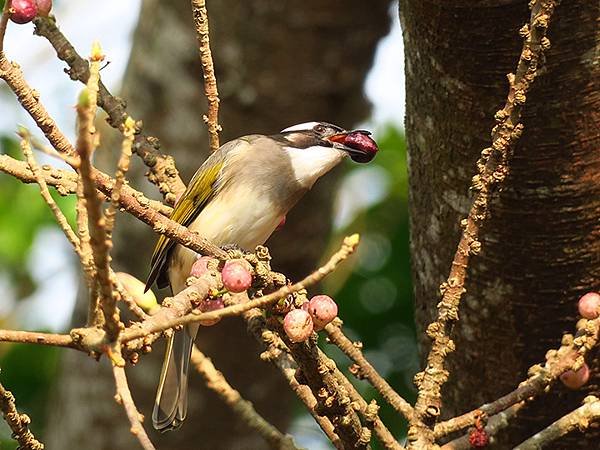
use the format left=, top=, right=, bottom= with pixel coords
left=0, top=154, right=171, bottom=215
left=326, top=320, right=415, bottom=422
left=190, top=0, right=221, bottom=152
left=112, top=366, right=156, bottom=450
left=0, top=381, right=44, bottom=450
left=76, top=43, right=121, bottom=340
left=0, top=52, right=226, bottom=259
left=190, top=346, right=298, bottom=450
left=32, top=16, right=186, bottom=201
left=408, top=1, right=561, bottom=447
left=514, top=396, right=600, bottom=450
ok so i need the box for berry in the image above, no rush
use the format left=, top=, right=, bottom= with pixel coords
left=198, top=297, right=224, bottom=326
left=191, top=256, right=217, bottom=278
left=560, top=363, right=590, bottom=390
left=578, top=292, right=600, bottom=319
left=283, top=309, right=314, bottom=343
left=468, top=428, right=489, bottom=448
left=308, top=295, right=338, bottom=331
left=344, top=131, right=378, bottom=163
left=9, top=0, right=38, bottom=24
left=221, top=259, right=252, bottom=293
left=35, top=0, right=52, bottom=16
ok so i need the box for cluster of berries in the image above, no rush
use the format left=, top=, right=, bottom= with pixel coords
left=190, top=256, right=339, bottom=340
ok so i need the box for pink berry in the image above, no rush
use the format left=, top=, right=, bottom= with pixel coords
left=308, top=295, right=338, bottom=331
left=560, top=363, right=590, bottom=390
left=578, top=292, right=600, bottom=319
left=468, top=428, right=489, bottom=448
left=35, top=0, right=52, bottom=16
left=283, top=309, right=314, bottom=343
left=9, top=0, right=38, bottom=24
left=190, top=256, right=216, bottom=278
left=221, top=259, right=252, bottom=293
left=198, top=297, right=224, bottom=326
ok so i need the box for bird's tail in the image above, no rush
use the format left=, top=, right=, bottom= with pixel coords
left=152, top=324, right=199, bottom=431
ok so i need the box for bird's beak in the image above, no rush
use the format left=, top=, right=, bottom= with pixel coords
left=325, top=130, right=379, bottom=163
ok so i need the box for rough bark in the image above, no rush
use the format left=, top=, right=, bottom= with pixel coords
left=45, top=1, right=391, bottom=449
left=400, top=0, right=599, bottom=448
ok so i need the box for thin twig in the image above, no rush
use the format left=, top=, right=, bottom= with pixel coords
left=0, top=52, right=75, bottom=156
left=19, top=131, right=79, bottom=250
left=409, top=1, right=561, bottom=446
left=0, top=153, right=78, bottom=195
left=0, top=0, right=11, bottom=53
left=112, top=366, right=156, bottom=450
left=0, top=380, right=44, bottom=450
left=325, top=320, right=415, bottom=422
left=190, top=0, right=221, bottom=152
left=0, top=329, right=76, bottom=348
left=78, top=166, right=98, bottom=321
left=440, top=404, right=523, bottom=450
left=0, top=154, right=171, bottom=215
left=76, top=43, right=120, bottom=340
left=105, top=116, right=135, bottom=235
left=513, top=396, right=600, bottom=450
left=32, top=16, right=185, bottom=201
left=190, top=346, right=298, bottom=450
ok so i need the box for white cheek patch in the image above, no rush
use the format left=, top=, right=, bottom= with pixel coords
left=281, top=122, right=321, bottom=133
left=285, top=145, right=346, bottom=188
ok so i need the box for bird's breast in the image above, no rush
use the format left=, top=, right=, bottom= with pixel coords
left=168, top=184, right=293, bottom=292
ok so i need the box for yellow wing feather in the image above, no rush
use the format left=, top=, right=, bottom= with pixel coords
left=145, top=159, right=224, bottom=290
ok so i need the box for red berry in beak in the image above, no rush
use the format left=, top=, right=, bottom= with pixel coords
left=345, top=131, right=378, bottom=163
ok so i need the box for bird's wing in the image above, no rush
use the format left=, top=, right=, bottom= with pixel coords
left=145, top=143, right=236, bottom=291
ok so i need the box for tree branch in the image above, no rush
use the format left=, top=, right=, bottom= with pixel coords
left=112, top=366, right=156, bottom=450
left=32, top=16, right=186, bottom=201
left=0, top=380, right=45, bottom=450
left=0, top=329, right=76, bottom=348
left=76, top=43, right=120, bottom=340
left=190, top=346, right=298, bottom=450
left=190, top=0, right=221, bottom=152
left=513, top=396, right=600, bottom=450
left=434, top=314, right=599, bottom=439
left=0, top=154, right=171, bottom=215
left=325, top=319, right=415, bottom=423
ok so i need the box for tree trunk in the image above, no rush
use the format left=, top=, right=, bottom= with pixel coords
left=400, top=0, right=599, bottom=448
left=46, top=1, right=391, bottom=449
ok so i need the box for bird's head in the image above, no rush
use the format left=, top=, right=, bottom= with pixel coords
left=275, top=121, right=379, bottom=187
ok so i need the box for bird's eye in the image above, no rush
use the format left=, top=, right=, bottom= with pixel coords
left=314, top=125, right=326, bottom=134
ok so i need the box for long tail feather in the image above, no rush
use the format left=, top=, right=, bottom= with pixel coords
left=152, top=324, right=198, bottom=431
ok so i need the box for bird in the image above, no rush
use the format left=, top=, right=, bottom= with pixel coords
left=145, top=121, right=378, bottom=431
